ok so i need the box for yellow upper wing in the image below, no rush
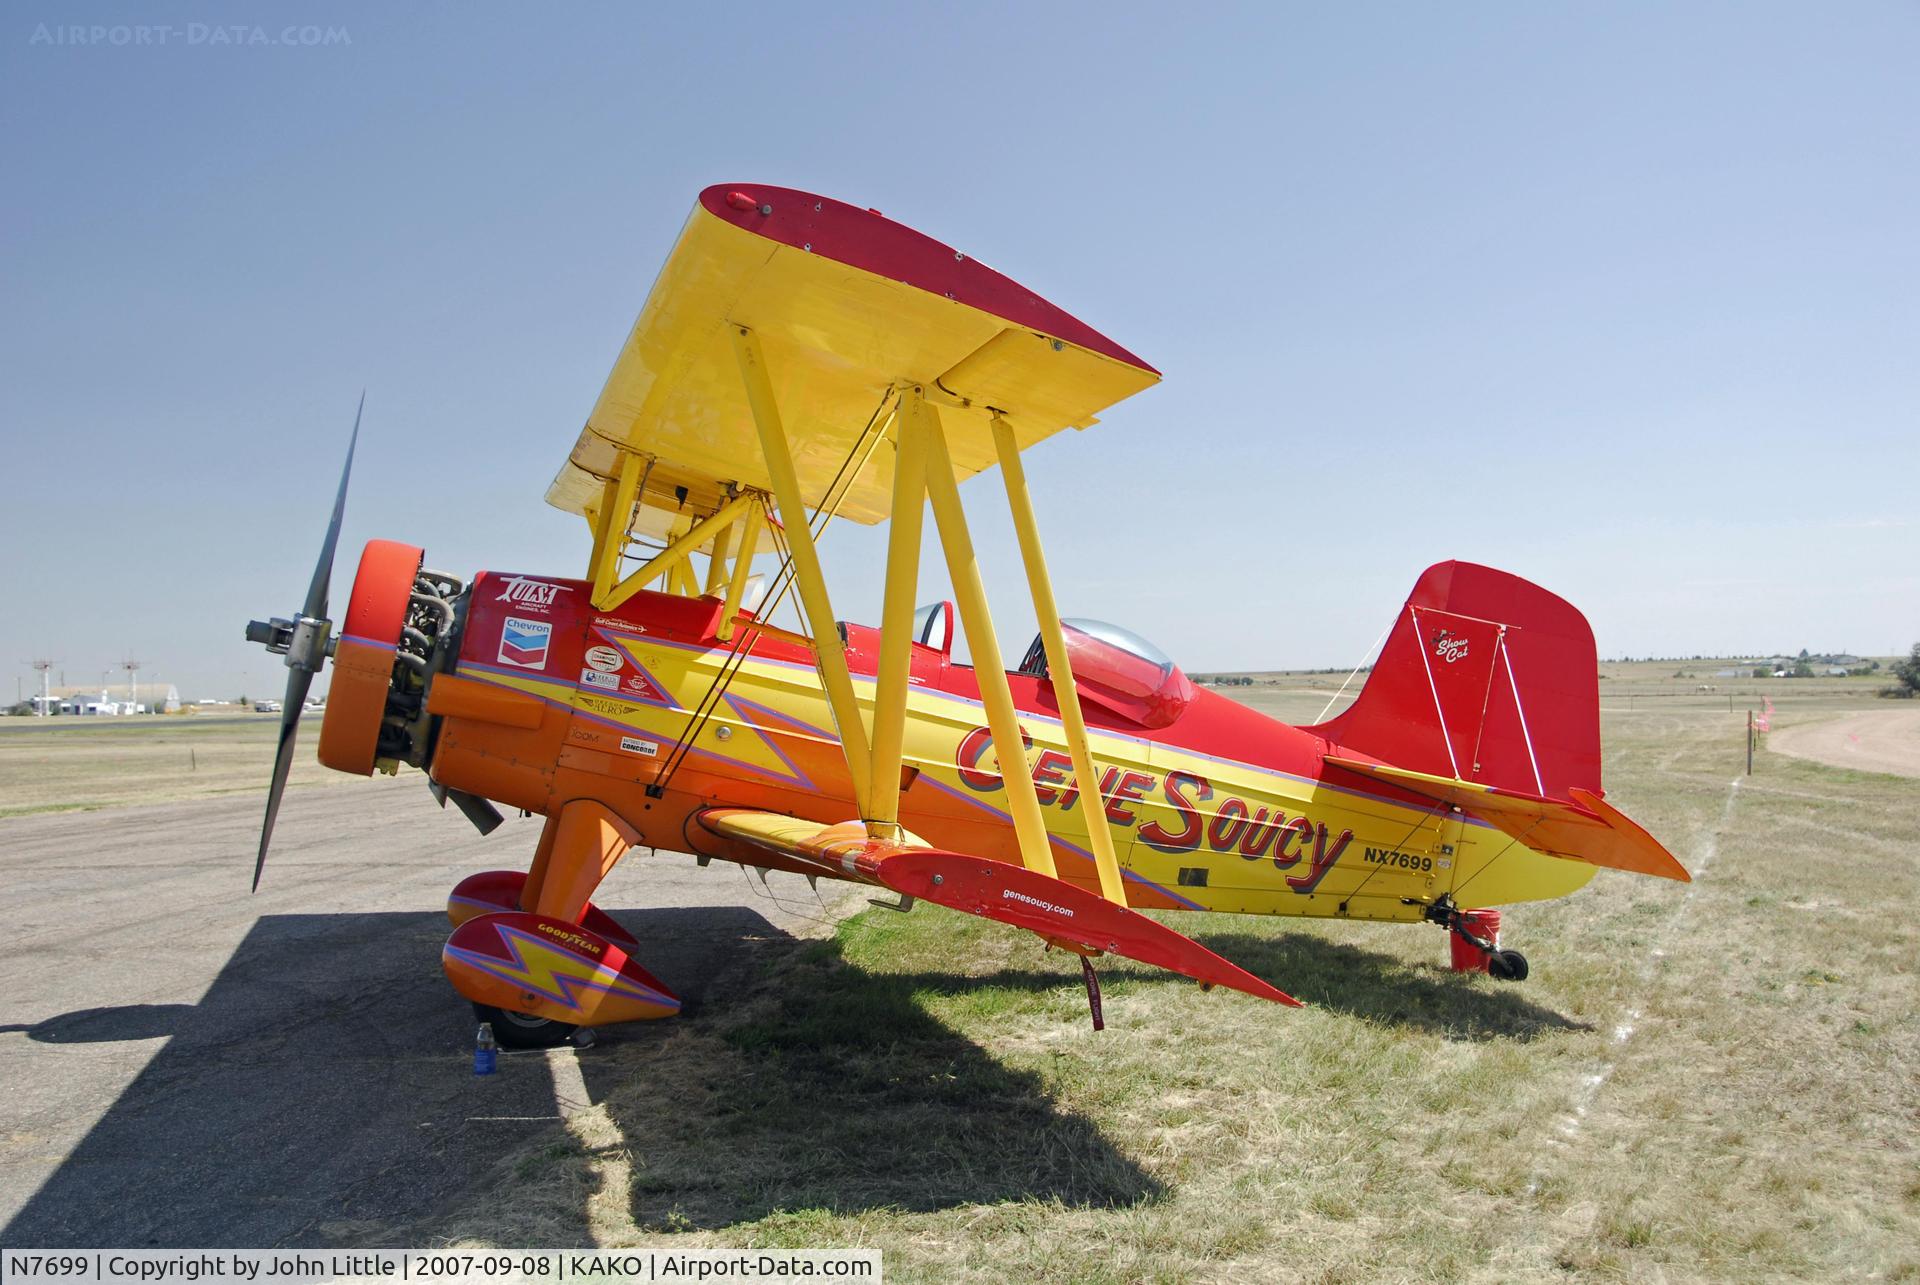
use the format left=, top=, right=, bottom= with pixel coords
left=547, top=184, right=1160, bottom=534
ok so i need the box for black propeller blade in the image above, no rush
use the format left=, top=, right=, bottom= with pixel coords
left=254, top=667, right=316, bottom=892
left=304, top=391, right=362, bottom=622
left=247, top=393, right=364, bottom=893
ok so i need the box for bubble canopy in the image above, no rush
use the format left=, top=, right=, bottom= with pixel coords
left=1018, top=618, right=1195, bottom=729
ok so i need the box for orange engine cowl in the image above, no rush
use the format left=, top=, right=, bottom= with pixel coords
left=318, top=539, right=425, bottom=775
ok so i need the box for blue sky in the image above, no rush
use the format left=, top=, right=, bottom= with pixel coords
left=3, top=2, right=1914, bottom=700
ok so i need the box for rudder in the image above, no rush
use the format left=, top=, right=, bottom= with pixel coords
left=1308, top=561, right=1601, bottom=802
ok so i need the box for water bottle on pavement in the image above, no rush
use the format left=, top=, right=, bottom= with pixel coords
left=474, top=1021, right=497, bottom=1076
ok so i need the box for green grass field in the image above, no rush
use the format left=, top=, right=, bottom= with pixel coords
left=409, top=665, right=1919, bottom=1280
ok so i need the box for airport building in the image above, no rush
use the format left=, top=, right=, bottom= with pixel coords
left=29, top=682, right=181, bottom=715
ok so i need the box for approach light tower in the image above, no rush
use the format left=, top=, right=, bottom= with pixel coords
left=122, top=657, right=142, bottom=714
left=28, top=658, right=56, bottom=716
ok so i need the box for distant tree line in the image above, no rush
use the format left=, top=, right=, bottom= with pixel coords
left=1887, top=644, right=1920, bottom=699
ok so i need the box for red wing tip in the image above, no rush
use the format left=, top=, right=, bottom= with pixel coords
left=696, top=182, right=1159, bottom=376
left=1234, top=978, right=1305, bottom=1008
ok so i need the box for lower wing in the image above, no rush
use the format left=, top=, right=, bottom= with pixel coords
left=696, top=807, right=1300, bottom=1007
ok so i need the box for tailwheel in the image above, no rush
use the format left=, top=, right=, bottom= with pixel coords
left=1487, top=949, right=1530, bottom=982
left=472, top=1002, right=578, bottom=1050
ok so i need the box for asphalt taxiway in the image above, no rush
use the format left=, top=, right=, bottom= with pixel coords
left=0, top=778, right=852, bottom=1246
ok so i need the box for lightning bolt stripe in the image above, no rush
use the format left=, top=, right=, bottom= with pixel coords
left=590, top=626, right=680, bottom=709
left=446, top=923, right=680, bottom=1013
left=457, top=664, right=821, bottom=792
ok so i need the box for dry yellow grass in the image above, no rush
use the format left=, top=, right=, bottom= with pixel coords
left=9, top=672, right=1912, bottom=1277
left=403, top=668, right=1919, bottom=1280
left=0, top=714, right=354, bottom=816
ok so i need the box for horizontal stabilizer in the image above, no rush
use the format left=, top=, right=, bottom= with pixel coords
left=697, top=807, right=1299, bottom=1005
left=1325, top=756, right=1689, bottom=883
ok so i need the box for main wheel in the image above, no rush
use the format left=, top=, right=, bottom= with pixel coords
left=1488, top=949, right=1530, bottom=982
left=472, top=1002, right=578, bottom=1050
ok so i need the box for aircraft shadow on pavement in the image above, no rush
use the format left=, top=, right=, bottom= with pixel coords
left=0, top=1004, right=196, bottom=1043
left=2, top=906, right=1157, bottom=1248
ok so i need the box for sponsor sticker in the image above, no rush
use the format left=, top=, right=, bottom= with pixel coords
left=620, top=735, right=660, bottom=757
left=1002, top=887, right=1074, bottom=917
left=1431, top=628, right=1469, bottom=664
left=576, top=694, right=628, bottom=717
left=494, top=576, right=573, bottom=611
left=497, top=616, right=553, bottom=669
left=584, top=644, right=624, bottom=673
left=535, top=921, right=604, bottom=956
left=579, top=669, right=620, bottom=690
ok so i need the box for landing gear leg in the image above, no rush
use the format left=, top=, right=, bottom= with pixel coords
left=1415, top=894, right=1529, bottom=982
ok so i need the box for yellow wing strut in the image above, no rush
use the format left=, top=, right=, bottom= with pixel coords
left=992, top=414, right=1126, bottom=905
left=597, top=490, right=755, bottom=609
left=733, top=325, right=875, bottom=820
left=715, top=501, right=764, bottom=642
left=921, top=396, right=1058, bottom=879
left=866, top=387, right=932, bottom=838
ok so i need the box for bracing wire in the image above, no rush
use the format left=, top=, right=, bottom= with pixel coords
left=649, top=389, right=899, bottom=793
left=1448, top=815, right=1549, bottom=902
left=1322, top=799, right=1449, bottom=909
left=1313, top=613, right=1396, bottom=724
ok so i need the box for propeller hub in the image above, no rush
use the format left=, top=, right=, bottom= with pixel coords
left=282, top=614, right=333, bottom=673
left=244, top=617, right=294, bottom=652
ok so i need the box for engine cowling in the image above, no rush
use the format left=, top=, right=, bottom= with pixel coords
left=317, top=539, right=463, bottom=775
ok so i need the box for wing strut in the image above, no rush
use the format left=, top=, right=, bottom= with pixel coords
left=733, top=325, right=877, bottom=820
left=867, top=387, right=932, bottom=839
left=990, top=412, right=1128, bottom=906
left=914, top=390, right=1060, bottom=879
left=598, top=314, right=1143, bottom=904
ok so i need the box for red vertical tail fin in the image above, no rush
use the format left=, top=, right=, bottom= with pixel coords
left=1308, top=562, right=1601, bottom=802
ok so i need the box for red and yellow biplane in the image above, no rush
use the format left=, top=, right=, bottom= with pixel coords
left=247, top=183, right=1687, bottom=1047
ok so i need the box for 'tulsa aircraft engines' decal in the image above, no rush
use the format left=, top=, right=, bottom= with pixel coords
left=494, top=576, right=573, bottom=609
left=953, top=727, right=1354, bottom=894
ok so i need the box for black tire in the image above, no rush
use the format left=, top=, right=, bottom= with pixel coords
left=1488, top=949, right=1530, bottom=982
left=472, top=1002, right=578, bottom=1050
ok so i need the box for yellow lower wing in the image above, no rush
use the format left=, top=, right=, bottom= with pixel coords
left=697, top=808, right=899, bottom=877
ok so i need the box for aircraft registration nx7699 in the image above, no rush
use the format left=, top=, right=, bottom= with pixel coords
left=246, top=183, right=1686, bottom=1046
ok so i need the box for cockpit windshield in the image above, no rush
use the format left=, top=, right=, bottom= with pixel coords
left=911, top=600, right=953, bottom=652
left=1018, top=618, right=1195, bottom=728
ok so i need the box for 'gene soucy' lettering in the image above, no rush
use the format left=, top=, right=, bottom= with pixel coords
left=954, top=727, right=1353, bottom=894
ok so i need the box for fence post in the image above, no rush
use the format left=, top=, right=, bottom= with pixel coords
left=1746, top=709, right=1754, bottom=775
